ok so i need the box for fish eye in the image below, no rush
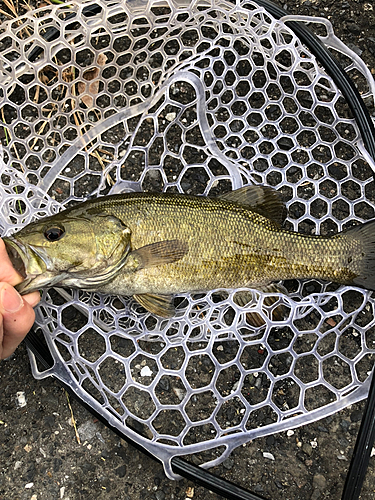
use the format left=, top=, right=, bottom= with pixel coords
left=44, top=226, right=65, bottom=242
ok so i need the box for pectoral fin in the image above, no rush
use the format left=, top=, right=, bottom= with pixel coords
left=130, top=239, right=188, bottom=270
left=134, top=293, right=175, bottom=317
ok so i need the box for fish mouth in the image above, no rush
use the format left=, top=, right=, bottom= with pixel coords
left=4, top=237, right=28, bottom=279
left=3, top=237, right=50, bottom=294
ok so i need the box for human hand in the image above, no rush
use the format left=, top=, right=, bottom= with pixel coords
left=0, top=238, right=40, bottom=360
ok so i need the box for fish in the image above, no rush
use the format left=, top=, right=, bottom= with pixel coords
left=3, top=185, right=375, bottom=318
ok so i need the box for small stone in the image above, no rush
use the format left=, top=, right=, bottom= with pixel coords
left=158, top=377, right=170, bottom=391
left=266, top=435, right=275, bottom=446
left=173, top=387, right=185, bottom=401
left=338, top=438, right=349, bottom=448
left=368, top=38, right=375, bottom=56
left=53, top=458, right=63, bottom=472
left=350, top=410, right=363, bottom=422
left=347, top=23, right=361, bottom=36
left=43, top=415, right=55, bottom=429
left=222, top=458, right=234, bottom=470
left=186, top=486, right=194, bottom=498
left=155, top=491, right=165, bottom=500
left=263, top=452, right=275, bottom=461
left=16, top=391, right=27, bottom=408
left=25, top=463, right=36, bottom=482
left=340, top=420, right=350, bottom=431
left=231, top=380, right=240, bottom=392
left=115, top=465, right=126, bottom=478
left=310, top=488, right=321, bottom=500
left=140, top=366, right=153, bottom=377
left=81, top=462, right=95, bottom=474
left=287, top=430, right=294, bottom=437
left=313, top=474, right=327, bottom=490
left=77, top=421, right=97, bottom=441
left=302, top=443, right=312, bottom=456
left=25, top=483, right=34, bottom=489
left=24, top=444, right=32, bottom=453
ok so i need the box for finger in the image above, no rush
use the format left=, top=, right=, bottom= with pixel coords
left=0, top=238, right=24, bottom=286
left=0, top=283, right=35, bottom=360
left=23, top=291, right=41, bottom=308
left=0, top=313, right=3, bottom=359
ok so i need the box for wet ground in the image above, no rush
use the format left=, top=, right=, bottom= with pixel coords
left=1, top=0, right=375, bottom=499
left=0, top=338, right=372, bottom=500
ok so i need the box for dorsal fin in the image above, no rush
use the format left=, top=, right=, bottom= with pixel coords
left=219, top=185, right=286, bottom=225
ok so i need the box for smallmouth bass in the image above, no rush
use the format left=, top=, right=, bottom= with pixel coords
left=3, top=185, right=375, bottom=317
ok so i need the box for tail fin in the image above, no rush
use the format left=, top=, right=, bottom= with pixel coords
left=344, top=220, right=375, bottom=290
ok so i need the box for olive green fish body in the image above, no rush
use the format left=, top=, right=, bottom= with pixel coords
left=4, top=187, right=375, bottom=317
left=44, top=192, right=362, bottom=292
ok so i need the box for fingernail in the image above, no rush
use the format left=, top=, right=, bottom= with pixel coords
left=1, top=285, right=23, bottom=313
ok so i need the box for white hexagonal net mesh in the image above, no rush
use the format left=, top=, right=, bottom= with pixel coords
left=1, top=0, right=375, bottom=479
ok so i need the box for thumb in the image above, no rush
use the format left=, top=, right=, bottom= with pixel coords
left=0, top=283, right=36, bottom=360
left=0, top=283, right=23, bottom=314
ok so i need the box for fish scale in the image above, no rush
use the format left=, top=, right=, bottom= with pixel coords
left=88, top=191, right=359, bottom=295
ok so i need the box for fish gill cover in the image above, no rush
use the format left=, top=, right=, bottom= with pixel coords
left=0, top=0, right=375, bottom=479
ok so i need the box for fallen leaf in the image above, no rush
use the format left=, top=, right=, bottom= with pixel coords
left=77, top=53, right=107, bottom=107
